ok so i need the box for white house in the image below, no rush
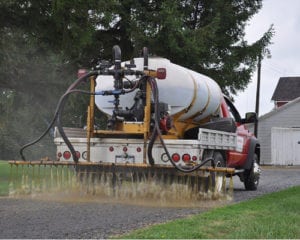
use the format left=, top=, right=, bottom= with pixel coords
left=248, top=77, right=300, bottom=165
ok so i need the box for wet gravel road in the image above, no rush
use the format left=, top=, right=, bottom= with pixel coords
left=0, top=167, right=299, bottom=239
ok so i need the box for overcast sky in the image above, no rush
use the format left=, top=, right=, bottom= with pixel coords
left=234, top=0, right=300, bottom=117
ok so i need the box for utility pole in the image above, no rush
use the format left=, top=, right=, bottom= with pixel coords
left=254, top=54, right=261, bottom=137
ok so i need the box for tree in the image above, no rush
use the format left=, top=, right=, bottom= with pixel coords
left=0, top=0, right=273, bottom=159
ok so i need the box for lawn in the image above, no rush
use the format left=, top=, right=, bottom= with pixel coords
left=0, top=160, right=11, bottom=195
left=118, top=186, right=300, bottom=239
left=0, top=160, right=70, bottom=196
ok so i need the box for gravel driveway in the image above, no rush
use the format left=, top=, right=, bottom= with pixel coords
left=0, top=166, right=299, bottom=239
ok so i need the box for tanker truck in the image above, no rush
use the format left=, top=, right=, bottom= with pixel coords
left=14, top=46, right=261, bottom=196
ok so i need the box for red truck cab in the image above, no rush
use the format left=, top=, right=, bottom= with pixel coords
left=220, top=96, right=260, bottom=190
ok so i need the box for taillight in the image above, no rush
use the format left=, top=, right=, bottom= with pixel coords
left=136, top=147, right=142, bottom=152
left=156, top=68, right=166, bottom=79
left=63, top=151, right=71, bottom=160
left=109, top=146, right=114, bottom=152
left=57, top=152, right=62, bottom=158
left=192, top=156, right=197, bottom=161
left=172, top=153, right=180, bottom=162
left=123, top=146, right=128, bottom=152
left=182, top=154, right=191, bottom=162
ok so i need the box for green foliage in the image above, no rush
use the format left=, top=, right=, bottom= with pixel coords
left=119, top=186, right=300, bottom=239
left=0, top=27, right=75, bottom=159
left=125, top=0, right=274, bottom=95
left=0, top=0, right=273, bottom=159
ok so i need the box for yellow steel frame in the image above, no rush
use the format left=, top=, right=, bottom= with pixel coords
left=84, top=73, right=219, bottom=161
left=92, top=81, right=151, bottom=136
left=86, top=78, right=152, bottom=163
left=86, top=76, right=96, bottom=162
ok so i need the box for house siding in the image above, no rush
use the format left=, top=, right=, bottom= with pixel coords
left=271, top=127, right=300, bottom=165
left=248, top=100, right=300, bottom=165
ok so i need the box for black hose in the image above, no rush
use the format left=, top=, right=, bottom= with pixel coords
left=146, top=78, right=159, bottom=165
left=113, top=45, right=121, bottom=68
left=19, top=71, right=99, bottom=161
left=143, top=47, right=148, bottom=70
left=51, top=71, right=100, bottom=163
left=55, top=81, right=142, bottom=163
left=112, top=45, right=122, bottom=90
left=56, top=91, right=79, bottom=162
left=147, top=127, right=157, bottom=166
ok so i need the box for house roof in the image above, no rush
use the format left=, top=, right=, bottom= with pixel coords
left=246, top=96, right=300, bottom=128
left=259, top=96, right=300, bottom=121
left=271, top=77, right=300, bottom=101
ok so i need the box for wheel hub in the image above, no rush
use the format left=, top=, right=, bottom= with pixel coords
left=253, top=162, right=261, bottom=184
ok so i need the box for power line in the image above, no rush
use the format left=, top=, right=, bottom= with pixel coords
left=263, top=60, right=299, bottom=76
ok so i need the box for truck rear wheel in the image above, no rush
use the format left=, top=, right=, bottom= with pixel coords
left=244, top=153, right=260, bottom=191
left=211, top=151, right=226, bottom=193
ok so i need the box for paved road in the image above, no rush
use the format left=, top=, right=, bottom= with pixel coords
left=233, top=166, right=300, bottom=202
left=0, top=167, right=299, bottom=239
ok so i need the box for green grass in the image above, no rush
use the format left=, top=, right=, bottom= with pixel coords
left=0, top=160, right=11, bottom=195
left=0, top=160, right=71, bottom=196
left=117, top=186, right=300, bottom=239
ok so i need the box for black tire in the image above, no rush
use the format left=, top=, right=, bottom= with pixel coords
left=244, top=153, right=260, bottom=191
left=211, top=151, right=226, bottom=193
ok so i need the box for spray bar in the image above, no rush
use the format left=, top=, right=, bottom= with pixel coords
left=8, top=160, right=235, bottom=174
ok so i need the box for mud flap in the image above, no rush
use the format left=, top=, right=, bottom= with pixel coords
left=243, top=138, right=260, bottom=170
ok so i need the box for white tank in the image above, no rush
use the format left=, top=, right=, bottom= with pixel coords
left=95, top=58, right=222, bottom=122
